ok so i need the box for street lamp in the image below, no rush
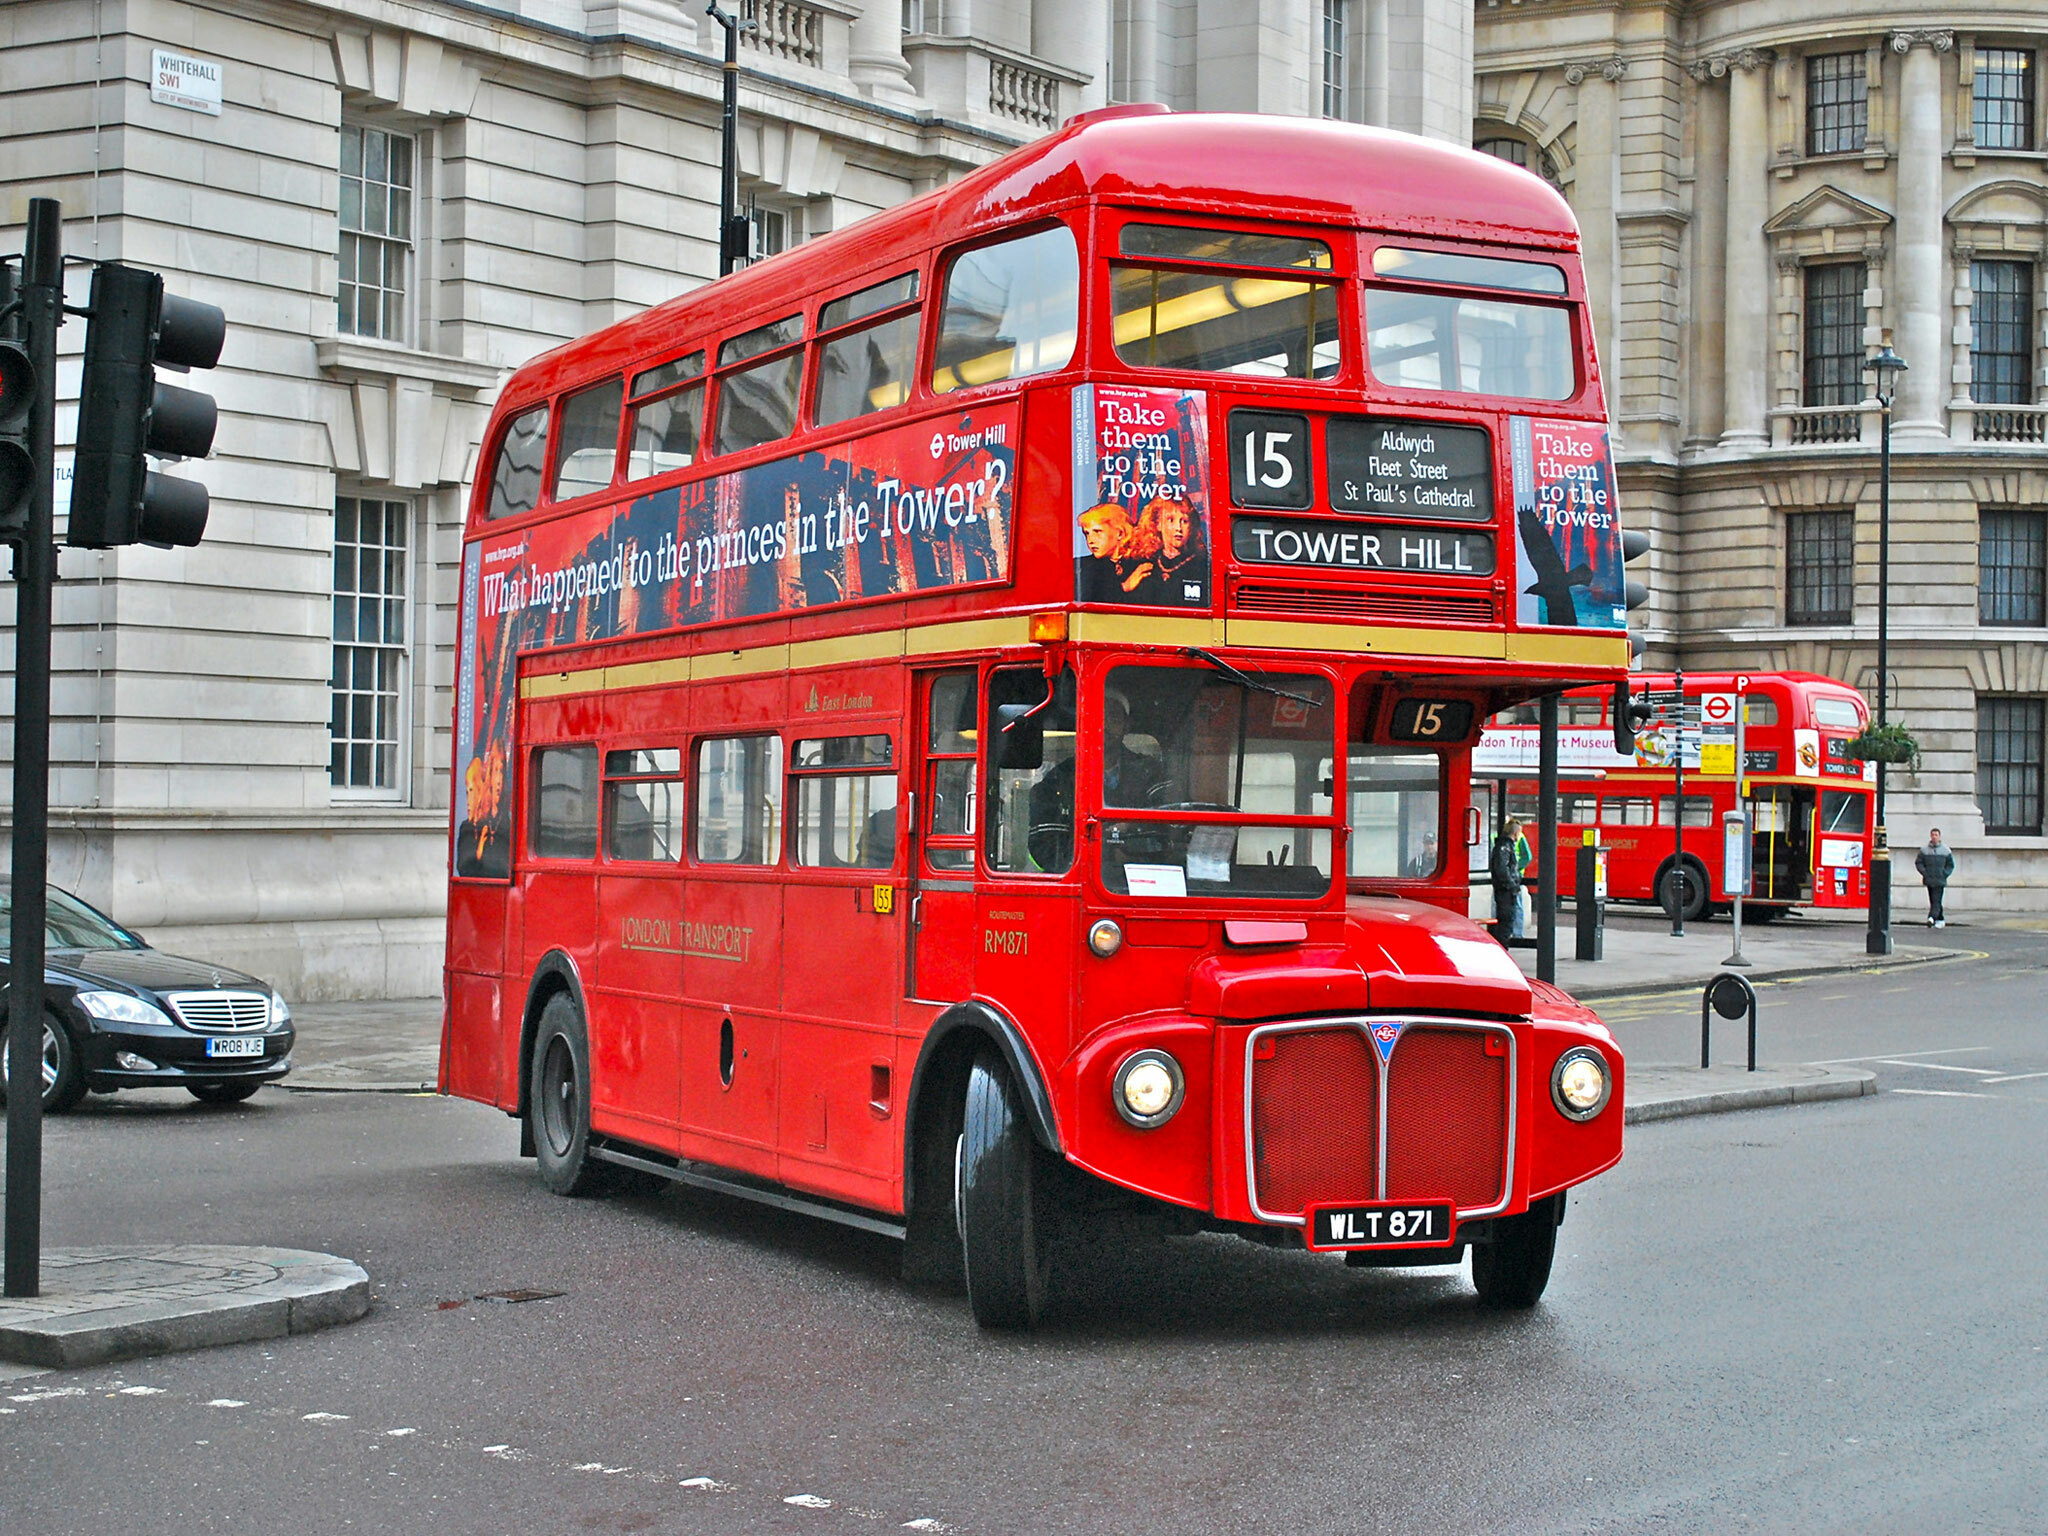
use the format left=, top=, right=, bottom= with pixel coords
left=1865, top=335, right=1907, bottom=957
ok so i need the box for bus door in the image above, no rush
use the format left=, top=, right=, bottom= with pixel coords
left=1746, top=786, right=1813, bottom=904
left=909, top=670, right=980, bottom=1003
left=1811, top=786, right=1870, bottom=908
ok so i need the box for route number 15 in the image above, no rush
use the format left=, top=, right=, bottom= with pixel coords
left=1228, top=409, right=1310, bottom=509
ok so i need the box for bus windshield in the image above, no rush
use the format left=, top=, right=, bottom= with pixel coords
left=1097, top=665, right=1335, bottom=900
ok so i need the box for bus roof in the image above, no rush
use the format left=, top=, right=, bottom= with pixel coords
left=501, top=106, right=1582, bottom=405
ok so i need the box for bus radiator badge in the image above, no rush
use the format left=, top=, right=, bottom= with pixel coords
left=1370, top=1021, right=1404, bottom=1063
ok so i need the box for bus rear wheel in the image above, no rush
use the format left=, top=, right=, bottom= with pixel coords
left=529, top=994, right=610, bottom=1197
left=1472, top=1196, right=1560, bottom=1308
left=1657, top=859, right=1710, bottom=922
left=957, top=1050, right=1051, bottom=1329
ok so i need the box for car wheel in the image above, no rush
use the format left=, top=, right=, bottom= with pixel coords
left=1472, top=1200, right=1559, bottom=1309
left=188, top=1082, right=261, bottom=1105
left=0, top=1012, right=86, bottom=1115
left=528, top=993, right=612, bottom=1197
left=957, top=1049, right=1052, bottom=1329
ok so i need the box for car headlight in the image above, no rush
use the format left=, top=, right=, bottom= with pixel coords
left=1551, top=1047, right=1612, bottom=1121
left=76, top=991, right=174, bottom=1027
left=1113, top=1049, right=1184, bottom=1129
left=269, top=992, right=292, bottom=1028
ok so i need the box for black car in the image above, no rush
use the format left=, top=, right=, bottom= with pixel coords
left=0, top=885, right=294, bottom=1111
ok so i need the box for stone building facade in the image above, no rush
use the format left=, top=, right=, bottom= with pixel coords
left=0, top=0, right=1471, bottom=997
left=1475, top=2, right=2048, bottom=909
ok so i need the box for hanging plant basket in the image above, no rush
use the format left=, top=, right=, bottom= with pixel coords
left=1846, top=722, right=1920, bottom=771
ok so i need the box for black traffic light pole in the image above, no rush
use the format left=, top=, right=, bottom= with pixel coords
left=5, top=198, right=62, bottom=1298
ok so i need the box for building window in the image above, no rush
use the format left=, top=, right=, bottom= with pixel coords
left=1321, top=0, right=1349, bottom=120
left=1978, top=697, right=2045, bottom=835
left=746, top=199, right=789, bottom=265
left=1980, top=509, right=2047, bottom=626
left=338, top=124, right=415, bottom=343
left=1475, top=135, right=1562, bottom=188
left=1973, top=48, right=2035, bottom=150
left=1971, top=260, right=2034, bottom=405
left=1787, top=510, right=1854, bottom=625
left=1806, top=53, right=1868, bottom=155
left=901, top=0, right=924, bottom=33
left=1802, top=263, right=1866, bottom=407
left=331, top=495, right=410, bottom=793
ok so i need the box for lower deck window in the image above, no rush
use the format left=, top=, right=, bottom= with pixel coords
left=1347, top=748, right=1442, bottom=878
left=696, top=736, right=784, bottom=864
left=792, top=735, right=898, bottom=869
left=532, top=745, right=600, bottom=860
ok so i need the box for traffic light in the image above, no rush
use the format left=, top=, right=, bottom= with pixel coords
left=68, top=262, right=225, bottom=549
left=0, top=262, right=34, bottom=547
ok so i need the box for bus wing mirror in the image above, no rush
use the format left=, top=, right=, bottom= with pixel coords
left=993, top=702, right=1044, bottom=769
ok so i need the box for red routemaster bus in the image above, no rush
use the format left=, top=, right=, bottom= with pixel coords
left=441, top=105, right=1634, bottom=1327
left=1477, top=671, right=1874, bottom=920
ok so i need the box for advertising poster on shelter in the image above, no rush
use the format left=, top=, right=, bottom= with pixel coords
left=1508, top=415, right=1627, bottom=629
left=1070, top=383, right=1212, bottom=609
left=453, top=405, right=1018, bottom=878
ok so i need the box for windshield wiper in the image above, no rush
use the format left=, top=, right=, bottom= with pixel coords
left=1178, top=647, right=1320, bottom=707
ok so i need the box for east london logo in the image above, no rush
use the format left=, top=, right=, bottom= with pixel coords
left=805, top=685, right=875, bottom=713
left=1371, top=1021, right=1404, bottom=1062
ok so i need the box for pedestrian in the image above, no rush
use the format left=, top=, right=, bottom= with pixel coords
left=1913, top=827, right=1955, bottom=928
left=1490, top=817, right=1526, bottom=941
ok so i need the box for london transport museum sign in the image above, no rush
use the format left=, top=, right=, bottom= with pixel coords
left=453, top=386, right=1627, bottom=876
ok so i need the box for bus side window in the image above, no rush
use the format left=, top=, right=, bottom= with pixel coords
left=986, top=667, right=1076, bottom=876
left=924, top=672, right=978, bottom=873
left=1560, top=792, right=1598, bottom=823
left=694, top=736, right=785, bottom=865
left=715, top=313, right=805, bottom=454
left=1603, top=796, right=1655, bottom=826
left=931, top=225, right=1079, bottom=395
left=531, top=745, right=600, bottom=860
left=626, top=351, right=705, bottom=482
left=604, top=748, right=685, bottom=861
left=1658, top=794, right=1714, bottom=828
left=815, top=271, right=921, bottom=427
left=1347, top=747, right=1442, bottom=878
left=487, top=404, right=549, bottom=520
left=1743, top=695, right=1779, bottom=727
left=791, top=735, right=898, bottom=869
left=550, top=377, right=624, bottom=502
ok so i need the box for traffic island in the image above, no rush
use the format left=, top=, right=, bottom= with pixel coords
left=1624, top=1063, right=1878, bottom=1124
left=0, top=1245, right=369, bottom=1369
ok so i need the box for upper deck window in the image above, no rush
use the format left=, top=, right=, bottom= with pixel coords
left=1372, top=247, right=1565, bottom=295
left=715, top=313, right=805, bottom=453
left=1112, top=224, right=1341, bottom=380
left=486, top=404, right=549, bottom=520
left=815, top=272, right=922, bottom=428
left=931, top=225, right=1079, bottom=394
left=550, top=377, right=624, bottom=502
left=1364, top=286, right=1575, bottom=402
left=1811, top=697, right=1862, bottom=731
left=627, top=350, right=705, bottom=482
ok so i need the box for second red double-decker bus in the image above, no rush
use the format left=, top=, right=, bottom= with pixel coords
left=1478, top=671, right=1874, bottom=920
left=441, top=106, right=1634, bottom=1327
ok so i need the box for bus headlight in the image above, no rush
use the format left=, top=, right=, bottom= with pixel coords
left=1551, top=1047, right=1611, bottom=1121
left=1113, top=1050, right=1184, bottom=1129
left=1087, top=919, right=1123, bottom=958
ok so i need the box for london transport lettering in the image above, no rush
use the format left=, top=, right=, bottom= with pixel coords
left=1070, top=383, right=1212, bottom=608
left=1508, top=416, right=1627, bottom=629
left=452, top=405, right=1018, bottom=878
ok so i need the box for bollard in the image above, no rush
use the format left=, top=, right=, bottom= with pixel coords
left=1700, top=972, right=1759, bottom=1072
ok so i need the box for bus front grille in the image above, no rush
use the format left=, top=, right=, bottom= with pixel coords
left=1230, top=581, right=1497, bottom=627
left=1383, top=1026, right=1510, bottom=1211
left=1249, top=1028, right=1378, bottom=1218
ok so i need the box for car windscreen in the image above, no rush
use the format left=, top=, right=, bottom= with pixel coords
left=0, top=887, right=146, bottom=952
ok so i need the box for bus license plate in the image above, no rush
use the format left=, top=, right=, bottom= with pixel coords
left=1306, top=1202, right=1456, bottom=1252
left=205, top=1037, right=265, bottom=1059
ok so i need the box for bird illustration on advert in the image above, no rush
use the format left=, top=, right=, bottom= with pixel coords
left=1518, top=506, right=1594, bottom=627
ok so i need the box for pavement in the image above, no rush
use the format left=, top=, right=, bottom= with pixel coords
left=0, top=908, right=1940, bottom=1371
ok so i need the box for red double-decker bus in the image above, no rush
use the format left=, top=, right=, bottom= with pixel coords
left=441, top=106, right=1633, bottom=1326
left=1477, top=671, right=1874, bottom=920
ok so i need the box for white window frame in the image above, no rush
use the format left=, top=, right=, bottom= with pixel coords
left=330, top=491, right=416, bottom=803
left=339, top=118, right=426, bottom=347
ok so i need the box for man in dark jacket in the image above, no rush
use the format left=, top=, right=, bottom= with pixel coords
left=1913, top=828, right=1955, bottom=927
left=1491, top=817, right=1527, bottom=941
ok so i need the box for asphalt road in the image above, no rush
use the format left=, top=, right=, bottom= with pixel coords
left=2, top=925, right=2044, bottom=1535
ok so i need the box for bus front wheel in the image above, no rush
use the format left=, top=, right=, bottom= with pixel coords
left=1472, top=1196, right=1560, bottom=1308
left=529, top=994, right=610, bottom=1197
left=1657, top=859, right=1710, bottom=922
left=957, top=1050, right=1051, bottom=1329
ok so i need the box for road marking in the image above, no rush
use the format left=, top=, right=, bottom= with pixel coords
left=1891, top=1088, right=1993, bottom=1099
left=1808, top=1047, right=1994, bottom=1065
left=1983, top=1071, right=2048, bottom=1085
left=1874, top=1060, right=2002, bottom=1075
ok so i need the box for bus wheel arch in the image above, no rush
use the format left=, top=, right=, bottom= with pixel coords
left=1654, top=855, right=1711, bottom=922
left=517, top=955, right=588, bottom=1156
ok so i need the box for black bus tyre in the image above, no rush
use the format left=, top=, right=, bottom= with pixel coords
left=1657, top=859, right=1709, bottom=922
left=1, top=1012, right=86, bottom=1115
left=529, top=994, right=610, bottom=1197
left=1472, top=1201, right=1559, bottom=1308
left=958, top=1050, right=1051, bottom=1329
left=188, top=1081, right=261, bottom=1105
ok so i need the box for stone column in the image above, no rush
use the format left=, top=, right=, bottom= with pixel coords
left=1720, top=50, right=1772, bottom=451
left=1891, top=29, right=1953, bottom=440
left=849, top=0, right=918, bottom=104
left=1568, top=57, right=1625, bottom=438
left=1686, top=59, right=1729, bottom=449
left=1034, top=0, right=1109, bottom=112
left=1361, top=0, right=1390, bottom=127
left=1122, top=0, right=1158, bottom=104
